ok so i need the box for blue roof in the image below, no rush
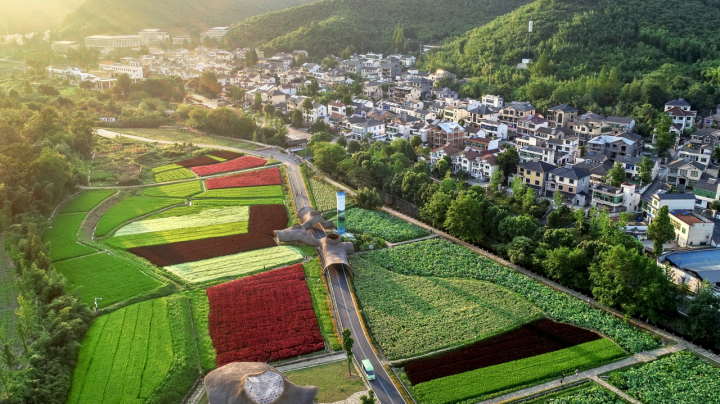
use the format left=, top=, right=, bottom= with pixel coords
left=665, top=249, right=720, bottom=282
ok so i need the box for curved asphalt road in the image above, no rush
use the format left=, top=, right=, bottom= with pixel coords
left=96, top=128, right=405, bottom=403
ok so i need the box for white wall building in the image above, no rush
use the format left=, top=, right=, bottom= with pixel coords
left=85, top=35, right=148, bottom=49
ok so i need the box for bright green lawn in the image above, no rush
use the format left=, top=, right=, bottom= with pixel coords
left=95, top=197, right=185, bottom=237
left=60, top=190, right=115, bottom=214
left=143, top=181, right=203, bottom=198
left=44, top=213, right=97, bottom=262
left=53, top=253, right=162, bottom=308
left=186, top=290, right=216, bottom=373
left=286, top=361, right=366, bottom=403
left=154, top=168, right=196, bottom=183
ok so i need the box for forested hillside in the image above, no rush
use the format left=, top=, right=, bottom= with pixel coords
left=419, top=0, right=720, bottom=127
left=56, top=0, right=319, bottom=39
left=0, top=0, right=84, bottom=34
left=224, top=0, right=534, bottom=57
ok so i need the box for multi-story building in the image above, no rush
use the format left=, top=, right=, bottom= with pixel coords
left=51, top=41, right=80, bottom=52
left=586, top=135, right=638, bottom=159
left=614, top=155, right=659, bottom=183
left=430, top=145, right=461, bottom=165
left=428, top=121, right=465, bottom=148
left=173, top=36, right=191, bottom=46
left=693, top=174, right=720, bottom=209
left=670, top=210, right=715, bottom=247
left=517, top=160, right=557, bottom=193
left=441, top=105, right=469, bottom=124
left=453, top=148, right=499, bottom=180
left=466, top=105, right=499, bottom=127
left=499, top=101, right=535, bottom=130
left=344, top=118, right=384, bottom=140
left=546, top=166, right=591, bottom=207
left=406, top=78, right=432, bottom=98
left=202, top=27, right=230, bottom=41
left=605, top=116, right=636, bottom=133
left=85, top=35, right=148, bottom=49
left=475, top=120, right=508, bottom=140
left=465, top=136, right=500, bottom=151
left=99, top=61, right=144, bottom=79
left=690, top=127, right=720, bottom=148
left=667, top=158, right=706, bottom=188
left=481, top=95, right=504, bottom=108
left=546, top=104, right=578, bottom=127
left=643, top=192, right=696, bottom=222
left=678, top=143, right=713, bottom=166
left=572, top=112, right=612, bottom=146
left=664, top=99, right=697, bottom=134
left=517, top=114, right=549, bottom=137
left=363, top=81, right=383, bottom=100
left=591, top=183, right=641, bottom=217
left=138, top=29, right=169, bottom=44
left=386, top=113, right=421, bottom=141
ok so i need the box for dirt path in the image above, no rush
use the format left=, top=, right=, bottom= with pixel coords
left=78, top=191, right=124, bottom=243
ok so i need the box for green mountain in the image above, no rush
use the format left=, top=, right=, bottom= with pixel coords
left=56, top=0, right=319, bottom=40
left=0, top=0, right=84, bottom=34
left=224, top=0, right=534, bottom=57
left=419, top=0, right=720, bottom=119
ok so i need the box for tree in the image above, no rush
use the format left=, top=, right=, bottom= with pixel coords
left=347, top=140, right=361, bottom=153
left=353, top=188, right=383, bottom=210
left=495, top=146, right=520, bottom=179
left=638, top=157, right=654, bottom=185
left=589, top=245, right=676, bottom=322
left=420, top=191, right=452, bottom=228
left=263, top=103, right=276, bottom=121
left=302, top=98, right=314, bottom=123
left=246, top=48, right=258, bottom=67
left=444, top=191, right=485, bottom=243
left=543, top=247, right=588, bottom=289
left=337, top=136, right=348, bottom=147
left=685, top=281, right=720, bottom=345
left=432, top=157, right=451, bottom=177
left=69, top=114, right=95, bottom=158
left=606, top=161, right=626, bottom=187
left=410, top=135, right=422, bottom=148
left=553, top=189, right=563, bottom=208
left=116, top=73, right=132, bottom=98
left=199, top=71, right=222, bottom=98
left=510, top=176, right=525, bottom=198
left=342, top=329, right=354, bottom=375
left=654, top=114, right=677, bottom=157
left=290, top=109, right=304, bottom=128
left=714, top=145, right=720, bottom=163
left=254, top=92, right=263, bottom=111
left=506, top=236, right=536, bottom=266
left=710, top=200, right=720, bottom=211
left=309, top=131, right=334, bottom=146
left=498, top=215, right=538, bottom=243
left=228, top=86, right=245, bottom=104
left=489, top=169, right=505, bottom=192
left=647, top=205, right=676, bottom=256
left=322, top=55, right=338, bottom=70
left=360, top=391, right=376, bottom=404
left=314, top=143, right=348, bottom=175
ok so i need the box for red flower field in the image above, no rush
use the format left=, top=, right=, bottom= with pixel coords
left=404, top=319, right=601, bottom=385
left=206, top=167, right=281, bottom=190
left=129, top=204, right=288, bottom=266
left=208, top=150, right=244, bottom=160
left=175, top=155, right=222, bottom=168
left=191, top=156, right=267, bottom=176
left=207, top=264, right=325, bottom=366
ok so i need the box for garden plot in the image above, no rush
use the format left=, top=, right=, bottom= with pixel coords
left=154, top=167, right=196, bottom=182
left=330, top=208, right=429, bottom=243
left=115, top=206, right=249, bottom=236
left=105, top=222, right=249, bottom=249
left=207, top=265, right=325, bottom=367
left=95, top=197, right=185, bottom=237
left=308, top=177, right=337, bottom=212
left=206, top=167, right=281, bottom=189
left=191, top=156, right=267, bottom=176
left=175, top=155, right=224, bottom=167
left=360, top=239, right=658, bottom=354
left=54, top=253, right=162, bottom=309
left=165, top=246, right=303, bottom=284
left=195, top=185, right=283, bottom=199
left=44, top=213, right=97, bottom=262
left=67, top=296, right=199, bottom=404
left=142, top=181, right=203, bottom=198
left=351, top=256, right=543, bottom=360
left=60, top=190, right=115, bottom=214
left=152, top=163, right=183, bottom=173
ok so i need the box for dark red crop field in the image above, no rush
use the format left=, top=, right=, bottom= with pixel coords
left=206, top=167, right=281, bottom=189
left=176, top=155, right=222, bottom=168
left=404, top=319, right=601, bottom=385
left=207, top=264, right=325, bottom=366
left=191, top=156, right=267, bottom=176
left=129, top=204, right=288, bottom=265
left=208, top=150, right=244, bottom=160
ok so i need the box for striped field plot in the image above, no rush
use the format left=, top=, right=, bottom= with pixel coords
left=115, top=206, right=249, bottom=236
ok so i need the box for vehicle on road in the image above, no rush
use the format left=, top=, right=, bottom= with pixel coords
left=362, top=359, right=376, bottom=381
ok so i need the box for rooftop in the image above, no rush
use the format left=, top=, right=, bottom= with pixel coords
left=664, top=249, right=720, bottom=282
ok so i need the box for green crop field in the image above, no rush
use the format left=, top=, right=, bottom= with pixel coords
left=143, top=181, right=203, bottom=198
left=114, top=128, right=261, bottom=150
left=534, top=383, right=624, bottom=404
left=44, top=214, right=97, bottom=262
left=186, top=290, right=216, bottom=373
left=414, top=339, right=625, bottom=404
left=304, top=259, right=341, bottom=350
left=115, top=206, right=249, bottom=237
left=195, top=185, right=283, bottom=199
left=60, top=190, right=116, bottom=214
left=54, top=253, right=162, bottom=308
left=95, top=197, right=185, bottom=237
left=330, top=208, right=429, bottom=243
left=359, top=240, right=658, bottom=354
left=152, top=163, right=183, bottom=173
left=154, top=168, right=196, bottom=182
left=351, top=256, right=542, bottom=359
left=165, top=246, right=303, bottom=284
left=105, top=222, right=249, bottom=249
left=286, top=361, right=366, bottom=403
left=67, top=296, right=200, bottom=404
left=145, top=198, right=284, bottom=219
left=308, top=177, right=337, bottom=212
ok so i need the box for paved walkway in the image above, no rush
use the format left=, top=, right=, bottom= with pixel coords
left=386, top=234, right=438, bottom=248
left=321, top=390, right=371, bottom=404
left=276, top=352, right=347, bottom=373
left=478, top=344, right=684, bottom=404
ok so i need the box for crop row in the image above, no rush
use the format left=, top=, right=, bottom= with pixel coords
left=547, top=384, right=625, bottom=404
left=609, top=351, right=720, bottom=404
left=165, top=245, right=303, bottom=284
left=207, top=150, right=243, bottom=160
left=95, top=196, right=184, bottom=237
left=360, top=239, right=659, bottom=354
left=414, top=339, right=625, bottom=404
left=404, top=319, right=601, bottom=385
left=130, top=204, right=288, bottom=266
left=195, top=185, right=283, bottom=199
left=351, top=256, right=542, bottom=360
left=146, top=198, right=284, bottom=219
left=115, top=206, right=250, bottom=236
left=207, top=265, right=325, bottom=366
left=175, top=155, right=224, bottom=167
left=206, top=167, right=281, bottom=189
left=60, top=190, right=115, bottom=214
left=191, top=156, right=267, bottom=176
left=154, top=168, right=196, bottom=182
left=333, top=208, right=429, bottom=243
left=309, top=177, right=337, bottom=212
left=54, top=252, right=162, bottom=309
left=143, top=181, right=203, bottom=198
left=45, top=213, right=97, bottom=262
left=151, top=163, right=183, bottom=173
left=106, top=221, right=249, bottom=249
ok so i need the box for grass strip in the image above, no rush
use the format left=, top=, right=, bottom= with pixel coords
left=303, top=259, right=341, bottom=351
left=60, top=190, right=116, bottom=213
left=194, top=185, right=283, bottom=199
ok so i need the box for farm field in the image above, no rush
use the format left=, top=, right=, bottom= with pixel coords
left=95, top=197, right=185, bottom=237
left=285, top=361, right=366, bottom=403
left=113, top=128, right=261, bottom=150
left=191, top=156, right=267, bottom=176
left=413, top=339, right=625, bottom=404
left=66, top=296, right=199, bottom=404
left=60, top=190, right=115, bottom=214
left=152, top=164, right=183, bottom=173
left=517, top=382, right=624, bottom=404
left=175, top=155, right=225, bottom=167
left=53, top=253, right=163, bottom=308
left=359, top=239, right=658, bottom=354
left=154, top=167, right=196, bottom=182
left=142, top=181, right=203, bottom=198
left=114, top=206, right=250, bottom=236
left=330, top=208, right=430, bottom=243
left=195, top=185, right=283, bottom=199
left=105, top=221, right=249, bottom=249
left=308, top=176, right=337, bottom=212
left=165, top=245, right=303, bottom=284
left=145, top=198, right=283, bottom=219
left=351, top=256, right=542, bottom=360
left=303, top=259, right=341, bottom=351
left=206, top=167, right=281, bottom=189
left=608, top=351, right=720, bottom=404
left=186, top=290, right=216, bottom=373
left=44, top=213, right=97, bottom=262
left=207, top=265, right=325, bottom=367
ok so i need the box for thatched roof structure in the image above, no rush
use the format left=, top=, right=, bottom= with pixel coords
left=274, top=224, right=321, bottom=247
left=205, top=362, right=318, bottom=404
left=298, top=207, right=334, bottom=230
left=320, top=234, right=353, bottom=269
